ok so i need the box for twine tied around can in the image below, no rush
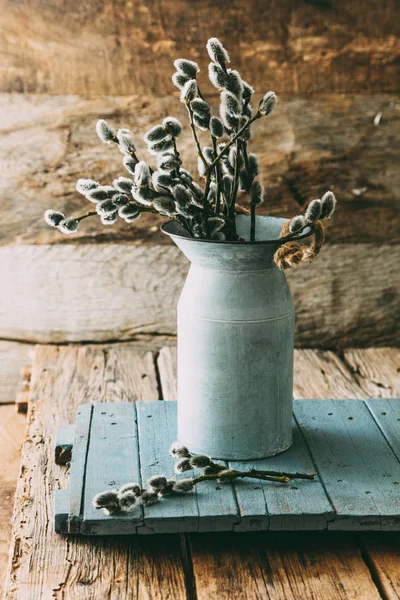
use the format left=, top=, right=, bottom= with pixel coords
left=274, top=220, right=326, bottom=270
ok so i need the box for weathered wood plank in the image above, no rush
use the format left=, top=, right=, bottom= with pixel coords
left=344, top=348, right=400, bottom=398
left=137, top=400, right=238, bottom=534
left=294, top=399, right=400, bottom=530
left=157, top=347, right=177, bottom=400
left=294, top=349, right=365, bottom=398
left=54, top=424, right=74, bottom=465
left=1, top=244, right=398, bottom=347
left=1, top=93, right=398, bottom=247
left=82, top=403, right=143, bottom=535
left=1, top=1, right=398, bottom=95
left=4, top=345, right=187, bottom=599
left=67, top=403, right=92, bottom=533
left=0, top=406, right=26, bottom=598
left=190, top=531, right=381, bottom=600
left=0, top=342, right=32, bottom=404
left=230, top=421, right=334, bottom=532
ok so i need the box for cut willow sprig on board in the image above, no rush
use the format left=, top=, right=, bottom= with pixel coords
left=92, top=442, right=316, bottom=516
left=44, top=36, right=337, bottom=242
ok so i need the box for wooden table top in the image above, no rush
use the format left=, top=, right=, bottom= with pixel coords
left=4, top=345, right=400, bottom=599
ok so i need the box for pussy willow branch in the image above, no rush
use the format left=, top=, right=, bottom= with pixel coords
left=207, top=112, right=261, bottom=173
left=185, top=100, right=209, bottom=172
left=192, top=468, right=316, bottom=486
left=211, top=135, right=222, bottom=214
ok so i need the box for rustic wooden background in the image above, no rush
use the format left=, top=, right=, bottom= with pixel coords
left=0, top=0, right=399, bottom=397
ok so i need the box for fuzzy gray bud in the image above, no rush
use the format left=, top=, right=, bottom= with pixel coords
left=320, top=191, right=337, bottom=218
left=44, top=210, right=65, bottom=227
left=172, top=479, right=194, bottom=493
left=208, top=63, right=227, bottom=90
left=190, top=454, right=211, bottom=468
left=152, top=171, right=173, bottom=190
left=76, top=178, right=99, bottom=194
left=152, top=196, right=176, bottom=216
left=123, top=155, right=138, bottom=175
left=119, top=491, right=138, bottom=512
left=162, top=116, right=182, bottom=138
left=172, top=184, right=192, bottom=207
left=93, top=490, right=119, bottom=514
left=172, top=71, right=189, bottom=90
left=100, top=212, right=118, bottom=225
left=191, top=98, right=210, bottom=117
left=113, top=177, right=134, bottom=193
left=209, top=116, right=224, bottom=138
left=148, top=137, right=174, bottom=155
left=242, top=80, right=255, bottom=101
left=117, top=128, right=136, bottom=155
left=140, top=490, right=159, bottom=506
left=174, top=58, right=200, bottom=79
left=123, top=211, right=141, bottom=223
left=305, top=199, right=322, bottom=222
left=226, top=70, right=243, bottom=102
left=206, top=37, right=230, bottom=66
left=134, top=161, right=151, bottom=186
left=193, top=113, right=210, bottom=131
left=58, top=218, right=78, bottom=234
left=169, top=442, right=190, bottom=457
left=259, top=92, right=277, bottom=116
left=96, top=119, right=116, bottom=143
left=131, top=186, right=154, bottom=206
left=250, top=180, right=264, bottom=205
left=175, top=458, right=192, bottom=473
left=180, top=79, right=198, bottom=103
left=147, top=475, right=168, bottom=492
left=118, top=482, right=142, bottom=497
left=248, top=154, right=259, bottom=179
left=221, top=90, right=241, bottom=117
left=96, top=199, right=117, bottom=216
left=289, top=215, right=306, bottom=233
left=118, top=204, right=140, bottom=220
left=158, top=153, right=180, bottom=172
left=144, top=124, right=169, bottom=144
left=86, top=186, right=116, bottom=202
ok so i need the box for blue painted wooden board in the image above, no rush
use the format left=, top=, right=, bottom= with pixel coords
left=55, top=399, right=400, bottom=534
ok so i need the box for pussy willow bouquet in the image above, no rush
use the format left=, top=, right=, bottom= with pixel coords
left=44, top=37, right=336, bottom=252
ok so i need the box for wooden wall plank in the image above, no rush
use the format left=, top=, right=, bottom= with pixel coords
left=82, top=403, right=143, bottom=535
left=137, top=400, right=238, bottom=534
left=1, top=93, right=398, bottom=247
left=344, top=348, right=400, bottom=398
left=1, top=244, right=398, bottom=348
left=157, top=347, right=177, bottom=401
left=294, top=399, right=400, bottom=530
left=1, top=1, right=399, bottom=95
left=4, top=346, right=187, bottom=599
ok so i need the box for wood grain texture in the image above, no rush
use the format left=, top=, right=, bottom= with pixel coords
left=1, top=0, right=399, bottom=95
left=1, top=243, right=398, bottom=347
left=5, top=344, right=400, bottom=598
left=344, top=348, right=400, bottom=398
left=0, top=342, right=32, bottom=404
left=0, top=406, right=26, bottom=598
left=4, top=345, right=187, bottom=599
left=294, top=400, right=400, bottom=530
left=190, top=531, right=381, bottom=600
left=1, top=93, right=398, bottom=246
